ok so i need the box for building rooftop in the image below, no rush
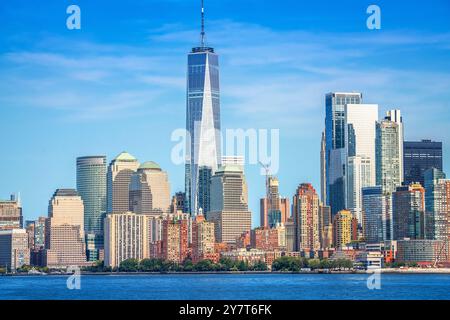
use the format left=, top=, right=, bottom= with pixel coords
left=216, top=165, right=243, bottom=173
left=53, top=189, right=79, bottom=197
left=139, top=161, right=161, bottom=171
left=114, top=151, right=137, bottom=162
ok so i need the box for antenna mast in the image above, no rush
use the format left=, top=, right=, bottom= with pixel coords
left=201, top=0, right=205, bottom=47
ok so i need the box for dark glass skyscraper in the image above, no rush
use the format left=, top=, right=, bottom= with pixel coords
left=404, top=140, right=443, bottom=186
left=185, top=3, right=221, bottom=215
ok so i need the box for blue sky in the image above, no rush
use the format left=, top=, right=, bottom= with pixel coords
left=1, top=0, right=449, bottom=226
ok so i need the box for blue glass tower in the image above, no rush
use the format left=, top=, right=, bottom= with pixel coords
left=185, top=1, right=221, bottom=214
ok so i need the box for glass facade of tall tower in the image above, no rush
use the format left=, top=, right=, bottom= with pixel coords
left=325, top=92, right=362, bottom=216
left=76, top=156, right=106, bottom=261
left=404, top=140, right=443, bottom=186
left=185, top=46, right=221, bottom=215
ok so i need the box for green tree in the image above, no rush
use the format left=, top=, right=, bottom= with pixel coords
left=319, top=259, right=331, bottom=269
left=307, top=259, right=321, bottom=270
left=140, top=258, right=163, bottom=272
left=119, top=258, right=139, bottom=272
left=251, top=260, right=268, bottom=271
left=194, top=259, right=215, bottom=271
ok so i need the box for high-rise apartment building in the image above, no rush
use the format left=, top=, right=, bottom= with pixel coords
left=332, top=209, right=358, bottom=249
left=392, top=183, right=426, bottom=240
left=0, top=194, right=23, bottom=230
left=320, top=131, right=327, bottom=204
left=76, top=156, right=107, bottom=261
left=208, top=165, right=252, bottom=244
left=292, top=184, right=321, bottom=251
left=404, top=140, right=443, bottom=186
left=129, top=161, right=171, bottom=216
left=104, top=212, right=150, bottom=267
left=345, top=103, right=378, bottom=224
left=192, top=214, right=216, bottom=263
left=107, top=151, right=139, bottom=214
left=424, top=168, right=449, bottom=241
left=44, top=189, right=87, bottom=267
left=161, top=214, right=189, bottom=263
left=325, top=92, right=362, bottom=216
left=376, top=110, right=404, bottom=194
left=0, top=229, right=29, bottom=271
left=362, top=186, right=392, bottom=243
left=185, top=3, right=221, bottom=215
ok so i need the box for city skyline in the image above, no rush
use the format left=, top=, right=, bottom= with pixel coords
left=1, top=0, right=450, bottom=227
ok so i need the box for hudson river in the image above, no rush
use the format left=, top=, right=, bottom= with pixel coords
left=1, top=274, right=450, bottom=300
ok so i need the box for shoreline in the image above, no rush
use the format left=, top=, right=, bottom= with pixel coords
left=3, top=268, right=450, bottom=277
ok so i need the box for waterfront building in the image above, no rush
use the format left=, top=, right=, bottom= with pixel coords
left=250, top=227, right=281, bottom=251
left=44, top=189, right=87, bottom=268
left=392, top=183, right=426, bottom=240
left=185, top=2, right=222, bottom=215
left=325, top=92, right=363, bottom=215
left=424, top=168, right=449, bottom=241
left=404, top=140, right=443, bottom=186
left=0, top=194, right=23, bottom=230
left=208, top=165, right=252, bottom=244
left=107, top=151, right=139, bottom=214
left=161, top=214, right=189, bottom=263
left=220, top=248, right=266, bottom=266
left=362, top=186, right=392, bottom=243
left=192, top=214, right=217, bottom=263
left=396, top=239, right=449, bottom=265
left=376, top=110, right=404, bottom=194
left=129, top=161, right=171, bottom=216
left=292, top=184, right=321, bottom=251
left=332, top=210, right=358, bottom=249
left=345, top=103, right=378, bottom=224
left=0, top=229, right=29, bottom=271
left=76, top=156, right=107, bottom=262
left=104, top=212, right=150, bottom=267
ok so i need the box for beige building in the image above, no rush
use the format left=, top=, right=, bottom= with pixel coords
left=107, top=151, right=139, bottom=214
left=208, top=165, right=252, bottom=244
left=104, top=212, right=150, bottom=267
left=44, top=189, right=87, bottom=268
left=0, top=229, right=30, bottom=271
left=129, top=161, right=171, bottom=216
left=0, top=195, right=23, bottom=230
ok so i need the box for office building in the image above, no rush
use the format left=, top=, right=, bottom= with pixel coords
left=292, top=184, right=321, bottom=251
left=129, top=161, right=171, bottom=216
left=362, top=186, right=392, bottom=243
left=325, top=92, right=362, bottom=215
left=0, top=229, right=30, bottom=271
left=76, top=156, right=107, bottom=262
left=392, top=183, right=425, bottom=240
left=333, top=210, right=358, bottom=249
left=376, top=110, right=404, bottom=194
left=44, top=189, right=87, bottom=268
left=404, top=140, right=443, bottom=186
left=104, top=212, right=150, bottom=267
left=260, top=177, right=290, bottom=228
left=0, top=194, right=23, bottom=230
left=424, top=168, right=449, bottom=241
left=185, top=3, right=222, bottom=215
left=34, top=217, right=46, bottom=249
left=107, top=151, right=139, bottom=214
left=396, top=239, right=449, bottom=265
left=345, top=103, right=378, bottom=224
left=208, top=165, right=252, bottom=244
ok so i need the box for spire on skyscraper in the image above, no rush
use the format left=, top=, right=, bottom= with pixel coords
left=201, top=0, right=205, bottom=48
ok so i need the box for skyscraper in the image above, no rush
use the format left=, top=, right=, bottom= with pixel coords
left=129, top=161, right=171, bottom=216
left=424, top=168, right=449, bottom=241
left=0, top=194, right=23, bottom=230
left=292, top=183, right=321, bottom=251
left=76, top=156, right=107, bottom=261
left=44, top=189, right=87, bottom=267
left=185, top=1, right=221, bottom=215
left=345, top=103, right=378, bottom=224
left=208, top=165, right=252, bottom=244
left=107, top=151, right=139, bottom=214
left=376, top=110, right=404, bottom=195
left=161, top=214, right=189, bottom=264
left=320, top=131, right=327, bottom=204
left=260, top=177, right=290, bottom=228
left=192, top=213, right=216, bottom=263
left=362, top=186, right=392, bottom=243
left=0, top=229, right=29, bottom=271
left=325, top=92, right=362, bottom=215
left=392, top=183, right=426, bottom=240
left=404, top=140, right=443, bottom=186
left=332, top=210, right=357, bottom=249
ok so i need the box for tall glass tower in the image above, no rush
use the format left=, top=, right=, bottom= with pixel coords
left=76, top=156, right=107, bottom=261
left=185, top=1, right=221, bottom=214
